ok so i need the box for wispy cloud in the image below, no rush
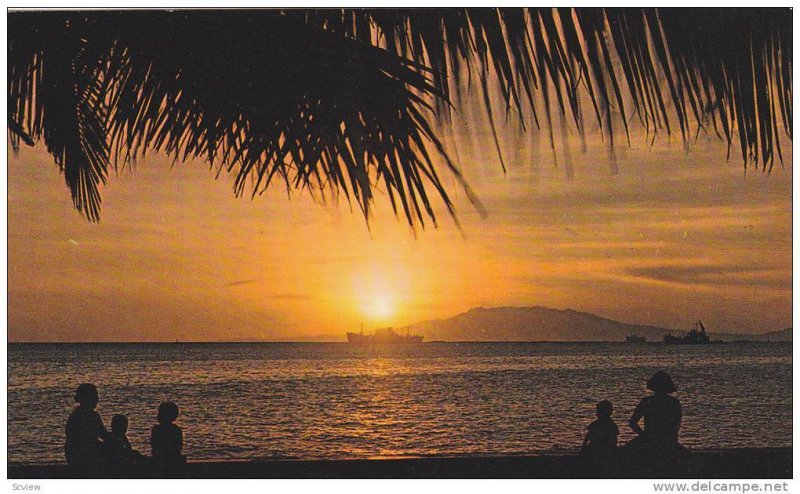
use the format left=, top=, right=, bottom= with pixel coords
left=223, top=279, right=260, bottom=288
left=624, top=264, right=791, bottom=290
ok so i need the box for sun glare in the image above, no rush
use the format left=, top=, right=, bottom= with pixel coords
left=364, top=295, right=394, bottom=321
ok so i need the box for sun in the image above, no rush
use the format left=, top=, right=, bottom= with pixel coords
left=363, top=295, right=395, bottom=321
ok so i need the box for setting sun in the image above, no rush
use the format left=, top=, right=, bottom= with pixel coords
left=363, top=295, right=395, bottom=321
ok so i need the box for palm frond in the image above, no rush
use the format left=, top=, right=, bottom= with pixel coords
left=7, top=8, right=792, bottom=224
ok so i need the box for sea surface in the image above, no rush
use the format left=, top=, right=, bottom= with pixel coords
left=7, top=342, right=792, bottom=464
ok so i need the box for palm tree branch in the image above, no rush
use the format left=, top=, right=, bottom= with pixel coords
left=7, top=8, right=792, bottom=224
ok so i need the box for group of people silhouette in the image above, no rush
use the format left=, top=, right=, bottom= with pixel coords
left=581, top=371, right=690, bottom=476
left=65, top=383, right=185, bottom=477
left=66, top=371, right=687, bottom=478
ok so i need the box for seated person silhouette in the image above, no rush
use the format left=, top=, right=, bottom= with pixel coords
left=582, top=400, right=619, bottom=457
left=150, top=402, right=186, bottom=476
left=624, top=371, right=690, bottom=476
left=581, top=400, right=619, bottom=476
left=65, top=383, right=108, bottom=477
left=103, top=414, right=145, bottom=476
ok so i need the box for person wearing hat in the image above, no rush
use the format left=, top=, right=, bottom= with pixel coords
left=625, top=371, right=689, bottom=475
left=629, top=371, right=681, bottom=443
left=65, top=383, right=108, bottom=476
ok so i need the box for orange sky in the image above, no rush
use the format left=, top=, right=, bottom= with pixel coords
left=7, top=125, right=793, bottom=341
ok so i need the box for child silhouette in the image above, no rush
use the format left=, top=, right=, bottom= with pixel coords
left=65, top=383, right=108, bottom=476
left=107, top=414, right=133, bottom=454
left=104, top=414, right=144, bottom=476
left=150, top=402, right=185, bottom=475
left=581, top=400, right=619, bottom=458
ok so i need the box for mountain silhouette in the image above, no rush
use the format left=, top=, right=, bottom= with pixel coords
left=404, top=306, right=791, bottom=342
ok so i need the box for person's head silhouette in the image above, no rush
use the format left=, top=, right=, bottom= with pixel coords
left=157, top=402, right=180, bottom=425
left=74, top=383, right=99, bottom=410
left=111, top=414, right=128, bottom=434
left=647, top=370, right=677, bottom=394
left=596, top=400, right=613, bottom=419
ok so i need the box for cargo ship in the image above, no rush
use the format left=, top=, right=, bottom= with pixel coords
left=346, top=327, right=424, bottom=345
left=663, top=320, right=711, bottom=344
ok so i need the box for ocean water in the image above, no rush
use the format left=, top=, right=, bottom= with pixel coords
left=7, top=342, right=792, bottom=464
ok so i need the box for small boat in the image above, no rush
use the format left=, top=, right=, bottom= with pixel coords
left=625, top=334, right=647, bottom=343
left=346, top=327, right=424, bottom=345
left=663, top=320, right=711, bottom=344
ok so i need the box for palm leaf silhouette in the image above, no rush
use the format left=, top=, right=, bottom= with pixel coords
left=7, top=9, right=792, bottom=224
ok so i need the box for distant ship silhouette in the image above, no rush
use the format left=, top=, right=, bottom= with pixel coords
left=346, top=327, right=424, bottom=344
left=663, top=320, right=712, bottom=344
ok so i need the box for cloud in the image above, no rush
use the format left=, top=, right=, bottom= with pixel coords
left=624, top=264, right=790, bottom=290
left=223, top=279, right=260, bottom=287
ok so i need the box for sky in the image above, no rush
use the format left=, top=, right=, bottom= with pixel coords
left=7, top=115, right=792, bottom=342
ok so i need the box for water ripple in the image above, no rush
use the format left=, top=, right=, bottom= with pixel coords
left=7, top=342, right=792, bottom=463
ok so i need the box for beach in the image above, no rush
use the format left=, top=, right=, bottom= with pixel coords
left=8, top=448, right=792, bottom=479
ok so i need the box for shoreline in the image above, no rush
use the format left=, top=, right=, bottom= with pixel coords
left=8, top=447, right=792, bottom=479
